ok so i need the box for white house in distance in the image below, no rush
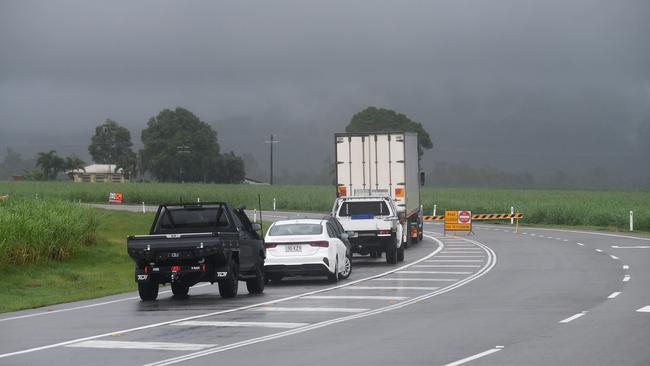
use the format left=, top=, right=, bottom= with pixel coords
left=68, top=164, right=128, bottom=183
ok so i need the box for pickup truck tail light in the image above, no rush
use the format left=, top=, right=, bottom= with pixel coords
left=308, top=241, right=329, bottom=248
left=171, top=265, right=181, bottom=272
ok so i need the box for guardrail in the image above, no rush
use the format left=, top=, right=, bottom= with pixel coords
left=423, top=213, right=524, bottom=221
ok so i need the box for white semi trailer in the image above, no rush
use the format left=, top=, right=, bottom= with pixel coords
left=335, top=132, right=424, bottom=246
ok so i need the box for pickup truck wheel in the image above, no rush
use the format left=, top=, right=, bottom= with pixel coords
left=171, top=283, right=189, bottom=297
left=397, top=242, right=405, bottom=262
left=339, top=254, right=352, bottom=279
left=218, top=262, right=239, bottom=298
left=327, top=259, right=339, bottom=283
left=138, top=281, right=159, bottom=301
left=246, top=261, right=265, bottom=294
left=386, top=238, right=398, bottom=265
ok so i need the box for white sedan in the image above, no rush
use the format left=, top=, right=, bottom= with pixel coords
left=264, top=219, right=351, bottom=283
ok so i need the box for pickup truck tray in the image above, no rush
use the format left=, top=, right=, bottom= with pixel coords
left=127, top=232, right=239, bottom=262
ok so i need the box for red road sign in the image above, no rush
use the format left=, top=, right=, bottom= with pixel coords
left=458, top=210, right=471, bottom=224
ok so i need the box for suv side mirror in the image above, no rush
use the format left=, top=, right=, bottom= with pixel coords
left=420, top=171, right=425, bottom=186
left=251, top=223, right=262, bottom=232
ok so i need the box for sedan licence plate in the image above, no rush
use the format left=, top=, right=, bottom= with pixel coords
left=286, top=245, right=302, bottom=252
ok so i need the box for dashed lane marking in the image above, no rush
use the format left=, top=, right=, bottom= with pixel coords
left=623, top=265, right=629, bottom=269
left=417, top=265, right=481, bottom=268
left=302, top=295, right=409, bottom=301
left=431, top=256, right=485, bottom=258
left=577, top=242, right=585, bottom=246
left=425, top=260, right=484, bottom=262
left=607, top=292, right=621, bottom=299
left=172, top=321, right=309, bottom=329
left=372, top=278, right=459, bottom=282
left=637, top=306, right=650, bottom=313
left=398, top=270, right=472, bottom=275
left=66, top=341, right=215, bottom=351
left=559, top=311, right=588, bottom=323
left=610, top=255, right=619, bottom=260
left=611, top=246, right=650, bottom=249
left=343, top=286, right=440, bottom=291
left=595, top=249, right=603, bottom=253
left=249, top=307, right=369, bottom=313
left=623, top=275, right=631, bottom=282
left=444, top=346, right=504, bottom=366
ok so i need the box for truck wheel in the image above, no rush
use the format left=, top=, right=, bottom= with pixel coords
left=218, top=261, right=239, bottom=299
left=339, top=254, right=352, bottom=279
left=138, top=281, right=159, bottom=301
left=386, top=238, right=398, bottom=264
left=397, top=242, right=405, bottom=262
left=171, top=283, right=189, bottom=297
left=327, top=259, right=339, bottom=283
left=246, top=261, right=265, bottom=294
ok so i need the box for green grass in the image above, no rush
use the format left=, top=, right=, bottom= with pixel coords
left=0, top=197, right=99, bottom=264
left=0, top=181, right=648, bottom=231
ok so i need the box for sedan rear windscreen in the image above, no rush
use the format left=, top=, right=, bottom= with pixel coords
left=268, top=224, right=323, bottom=236
left=338, top=201, right=390, bottom=217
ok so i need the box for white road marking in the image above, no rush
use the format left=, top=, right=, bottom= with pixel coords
left=607, top=292, right=621, bottom=299
left=344, top=286, right=440, bottom=291
left=595, top=249, right=603, bottom=253
left=143, top=236, right=497, bottom=366
left=623, top=275, right=631, bottom=282
left=440, top=251, right=484, bottom=254
left=172, top=321, right=309, bottom=329
left=418, top=265, right=481, bottom=268
left=623, top=265, right=629, bottom=269
left=636, top=306, right=650, bottom=312
left=610, top=255, right=619, bottom=260
left=530, top=234, right=537, bottom=236
left=66, top=340, right=215, bottom=351
left=425, top=260, right=484, bottom=262
left=250, top=307, right=369, bottom=313
left=0, top=284, right=212, bottom=323
left=302, top=295, right=409, bottom=301
left=577, top=242, right=585, bottom=246
left=444, top=346, right=504, bottom=366
left=563, top=239, right=569, bottom=242
left=611, top=246, right=650, bottom=249
left=372, top=278, right=459, bottom=282
left=398, top=270, right=472, bottom=275
left=559, top=311, right=588, bottom=323
left=430, top=256, right=484, bottom=258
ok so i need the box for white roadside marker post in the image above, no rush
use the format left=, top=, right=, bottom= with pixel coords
left=510, top=206, right=514, bottom=225
left=197, top=197, right=200, bottom=203
left=630, top=210, right=633, bottom=232
left=433, top=204, right=437, bottom=217
left=253, top=209, right=257, bottom=223
left=142, top=202, right=146, bottom=214
left=273, top=198, right=276, bottom=211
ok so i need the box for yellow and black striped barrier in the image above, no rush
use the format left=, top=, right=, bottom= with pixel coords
left=423, top=213, right=524, bottom=221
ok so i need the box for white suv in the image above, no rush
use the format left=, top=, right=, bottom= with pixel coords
left=332, top=196, right=404, bottom=264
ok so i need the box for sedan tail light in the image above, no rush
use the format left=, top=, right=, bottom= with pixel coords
left=308, top=241, right=329, bottom=248
left=264, top=242, right=277, bottom=248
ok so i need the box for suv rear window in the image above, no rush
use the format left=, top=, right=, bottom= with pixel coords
left=268, top=223, right=323, bottom=236
left=338, top=201, right=390, bottom=217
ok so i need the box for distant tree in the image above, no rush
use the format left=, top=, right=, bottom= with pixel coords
left=142, top=107, right=221, bottom=182
left=64, top=155, right=86, bottom=172
left=1, top=148, right=25, bottom=179
left=214, top=152, right=245, bottom=183
left=22, top=169, right=47, bottom=181
left=88, top=119, right=135, bottom=165
left=346, top=106, right=433, bottom=158
left=36, top=150, right=65, bottom=180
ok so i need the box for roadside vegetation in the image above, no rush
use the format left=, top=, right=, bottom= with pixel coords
left=0, top=182, right=648, bottom=232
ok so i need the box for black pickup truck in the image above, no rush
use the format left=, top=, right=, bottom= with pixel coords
left=127, top=202, right=265, bottom=301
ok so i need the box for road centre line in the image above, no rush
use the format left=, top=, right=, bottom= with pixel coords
left=444, top=346, right=504, bottom=366
left=637, top=306, right=650, bottom=312
left=0, top=284, right=212, bottom=323
left=372, top=278, right=459, bottom=282
left=559, top=311, right=588, bottom=323
left=426, top=260, right=484, bottom=262
left=343, top=286, right=440, bottom=291
left=398, top=270, right=472, bottom=275
left=250, top=307, right=368, bottom=313
left=418, top=265, right=481, bottom=268
left=172, top=321, right=309, bottom=329
left=302, top=295, right=409, bottom=301
left=432, top=256, right=485, bottom=258
left=0, top=234, right=446, bottom=360
left=66, top=340, right=215, bottom=351
left=611, top=246, right=650, bottom=249
left=607, top=292, right=621, bottom=299
left=143, top=236, right=497, bottom=366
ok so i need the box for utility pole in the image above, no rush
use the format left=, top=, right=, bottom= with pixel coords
left=176, top=144, right=191, bottom=183
left=265, top=134, right=279, bottom=185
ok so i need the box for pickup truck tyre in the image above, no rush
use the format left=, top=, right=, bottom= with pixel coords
left=138, top=281, right=159, bottom=301
left=218, top=261, right=239, bottom=298
left=386, top=237, right=398, bottom=265
left=171, top=282, right=189, bottom=297
left=246, top=261, right=265, bottom=294
left=327, top=259, right=339, bottom=283
left=397, top=242, right=405, bottom=262
left=339, top=253, right=352, bottom=279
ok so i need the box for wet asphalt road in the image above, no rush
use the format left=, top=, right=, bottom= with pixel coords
left=0, top=208, right=648, bottom=366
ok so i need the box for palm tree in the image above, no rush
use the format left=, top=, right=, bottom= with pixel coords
left=36, top=150, right=65, bottom=180
left=64, top=156, right=86, bottom=179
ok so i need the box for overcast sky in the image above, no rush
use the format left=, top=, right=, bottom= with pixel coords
left=1, top=0, right=648, bottom=182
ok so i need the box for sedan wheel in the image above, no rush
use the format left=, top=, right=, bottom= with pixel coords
left=339, top=254, right=352, bottom=279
